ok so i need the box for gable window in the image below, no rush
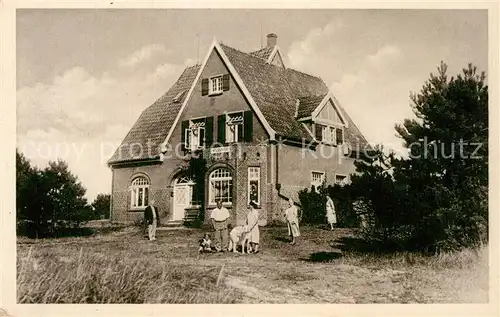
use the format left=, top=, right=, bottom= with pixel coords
left=315, top=123, right=344, bottom=146
left=209, top=75, right=223, bottom=95
left=322, top=126, right=336, bottom=144
left=311, top=171, right=325, bottom=192
left=209, top=168, right=233, bottom=205
left=202, top=74, right=230, bottom=96
left=226, top=112, right=244, bottom=143
left=248, top=167, right=260, bottom=205
left=130, top=176, right=150, bottom=209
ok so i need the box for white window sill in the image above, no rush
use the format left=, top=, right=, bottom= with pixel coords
left=129, top=207, right=147, bottom=212
left=208, top=91, right=223, bottom=96
left=207, top=202, right=233, bottom=208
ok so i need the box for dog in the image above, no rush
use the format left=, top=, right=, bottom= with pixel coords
left=198, top=233, right=213, bottom=252
left=228, top=225, right=252, bottom=254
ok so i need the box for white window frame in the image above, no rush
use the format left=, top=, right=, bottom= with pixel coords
left=185, top=118, right=206, bottom=151
left=225, top=111, right=244, bottom=144
left=322, top=126, right=336, bottom=145
left=314, top=118, right=345, bottom=146
left=334, top=173, right=349, bottom=186
left=311, top=171, right=325, bottom=192
left=130, top=176, right=150, bottom=209
left=209, top=168, right=233, bottom=205
left=209, top=75, right=223, bottom=95
left=247, top=167, right=261, bottom=205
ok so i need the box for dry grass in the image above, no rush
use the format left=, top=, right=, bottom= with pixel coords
left=17, top=225, right=489, bottom=303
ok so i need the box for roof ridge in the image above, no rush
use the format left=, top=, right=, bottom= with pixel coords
left=220, top=42, right=270, bottom=64
left=298, top=93, right=328, bottom=100
left=286, top=67, right=324, bottom=82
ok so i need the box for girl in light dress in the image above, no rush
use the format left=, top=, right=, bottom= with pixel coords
left=246, top=201, right=260, bottom=253
left=326, top=195, right=337, bottom=231
left=284, top=198, right=300, bottom=245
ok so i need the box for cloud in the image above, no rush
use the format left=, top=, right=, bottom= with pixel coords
left=287, top=20, right=344, bottom=81
left=17, top=59, right=186, bottom=200
left=287, top=20, right=412, bottom=155
left=117, top=44, right=170, bottom=68
left=366, top=44, right=402, bottom=67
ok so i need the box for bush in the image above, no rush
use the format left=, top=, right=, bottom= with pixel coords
left=298, top=185, right=360, bottom=228
left=298, top=186, right=326, bottom=225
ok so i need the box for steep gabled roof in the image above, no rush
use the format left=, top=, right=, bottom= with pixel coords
left=109, top=39, right=370, bottom=165
left=108, top=65, right=200, bottom=164
left=297, top=94, right=327, bottom=119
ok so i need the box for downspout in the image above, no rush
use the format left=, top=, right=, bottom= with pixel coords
left=110, top=167, right=114, bottom=220
left=275, top=140, right=280, bottom=193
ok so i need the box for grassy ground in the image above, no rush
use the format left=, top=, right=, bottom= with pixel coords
left=17, top=225, right=489, bottom=303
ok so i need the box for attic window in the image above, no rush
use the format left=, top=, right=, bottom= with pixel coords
left=173, top=90, right=187, bottom=103
left=315, top=124, right=344, bottom=146
left=202, top=74, right=230, bottom=96
left=209, top=76, right=223, bottom=95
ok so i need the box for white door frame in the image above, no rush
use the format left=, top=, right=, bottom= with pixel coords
left=172, top=177, right=194, bottom=221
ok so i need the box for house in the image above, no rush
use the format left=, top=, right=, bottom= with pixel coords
left=107, top=33, right=370, bottom=226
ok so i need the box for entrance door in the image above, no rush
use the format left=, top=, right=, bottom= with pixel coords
left=172, top=177, right=193, bottom=221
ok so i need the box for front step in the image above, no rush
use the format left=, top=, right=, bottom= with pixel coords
left=161, top=220, right=184, bottom=227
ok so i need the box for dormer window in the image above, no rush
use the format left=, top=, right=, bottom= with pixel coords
left=316, top=124, right=344, bottom=146
left=322, top=126, right=336, bottom=144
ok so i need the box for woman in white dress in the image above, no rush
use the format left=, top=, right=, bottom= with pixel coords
left=246, top=201, right=260, bottom=253
left=284, top=198, right=300, bottom=245
left=326, top=195, right=337, bottom=231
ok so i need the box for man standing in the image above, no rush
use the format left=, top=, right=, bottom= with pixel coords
left=210, top=200, right=230, bottom=252
left=144, top=199, right=159, bottom=241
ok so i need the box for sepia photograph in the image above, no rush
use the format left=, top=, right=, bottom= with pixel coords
left=9, top=7, right=493, bottom=307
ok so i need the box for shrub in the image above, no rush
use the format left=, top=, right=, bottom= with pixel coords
left=298, top=186, right=326, bottom=225
left=298, top=185, right=360, bottom=228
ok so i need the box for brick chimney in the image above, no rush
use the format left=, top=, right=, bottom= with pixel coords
left=266, top=33, right=277, bottom=47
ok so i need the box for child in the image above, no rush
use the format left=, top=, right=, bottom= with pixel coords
left=198, top=233, right=213, bottom=252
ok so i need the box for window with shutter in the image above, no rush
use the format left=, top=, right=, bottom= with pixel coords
left=205, top=117, right=214, bottom=146
left=201, top=78, right=209, bottom=96
left=222, top=74, right=230, bottom=91
left=209, top=75, right=223, bottom=95
left=181, top=120, right=189, bottom=151
left=315, top=124, right=323, bottom=141
left=217, top=115, right=226, bottom=144
left=225, top=112, right=243, bottom=143
left=336, top=128, right=344, bottom=145
left=243, top=110, right=253, bottom=142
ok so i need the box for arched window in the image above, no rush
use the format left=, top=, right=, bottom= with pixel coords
left=130, top=176, right=150, bottom=208
left=209, top=168, right=232, bottom=204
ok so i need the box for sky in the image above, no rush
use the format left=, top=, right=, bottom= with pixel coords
left=16, top=9, right=488, bottom=201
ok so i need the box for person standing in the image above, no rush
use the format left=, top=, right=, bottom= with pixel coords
left=210, top=200, right=230, bottom=252
left=326, top=195, right=337, bottom=231
left=144, top=199, right=159, bottom=241
left=246, top=201, right=260, bottom=253
left=284, top=198, right=300, bottom=245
